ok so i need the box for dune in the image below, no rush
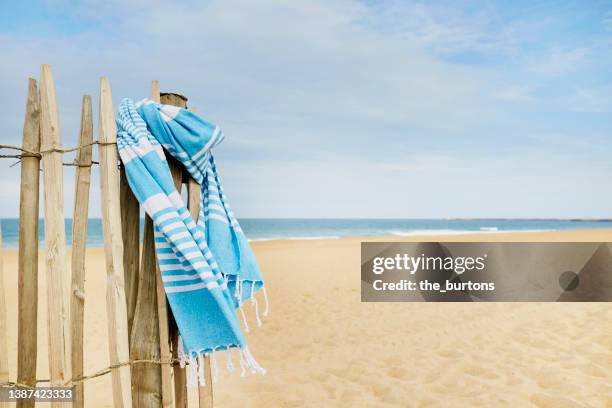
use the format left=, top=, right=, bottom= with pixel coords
left=2, top=229, right=611, bottom=407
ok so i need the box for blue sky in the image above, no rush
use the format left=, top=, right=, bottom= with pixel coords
left=1, top=0, right=611, bottom=218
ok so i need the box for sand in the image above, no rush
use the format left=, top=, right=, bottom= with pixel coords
left=2, top=229, right=612, bottom=407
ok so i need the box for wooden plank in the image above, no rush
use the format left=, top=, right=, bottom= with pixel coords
left=188, top=180, right=213, bottom=408
left=159, top=93, right=189, bottom=408
left=160, top=94, right=213, bottom=407
left=70, top=95, right=93, bottom=408
left=120, top=168, right=140, bottom=338
left=131, top=218, right=162, bottom=407
left=187, top=179, right=200, bottom=215
left=99, top=76, right=133, bottom=408
left=155, top=255, right=173, bottom=408
left=16, top=78, right=41, bottom=406
left=119, top=82, right=144, bottom=340
left=151, top=81, right=175, bottom=408
left=0, top=225, right=8, bottom=408
left=167, top=157, right=185, bottom=407
left=151, top=80, right=160, bottom=103
left=39, top=65, right=71, bottom=406
left=127, top=81, right=166, bottom=408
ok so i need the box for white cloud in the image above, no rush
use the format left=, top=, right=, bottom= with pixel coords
left=0, top=0, right=610, bottom=218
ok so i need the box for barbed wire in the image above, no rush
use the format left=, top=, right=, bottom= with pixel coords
left=0, top=357, right=185, bottom=389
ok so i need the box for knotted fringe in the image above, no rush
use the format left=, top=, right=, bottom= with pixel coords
left=179, top=278, right=268, bottom=386
left=178, top=336, right=186, bottom=368
left=235, top=277, right=270, bottom=333
left=184, top=346, right=266, bottom=386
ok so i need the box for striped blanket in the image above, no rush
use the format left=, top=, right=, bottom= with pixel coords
left=116, top=98, right=267, bottom=384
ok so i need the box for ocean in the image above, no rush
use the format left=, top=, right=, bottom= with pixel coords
left=1, top=218, right=612, bottom=248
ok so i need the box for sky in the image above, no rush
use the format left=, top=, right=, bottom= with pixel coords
left=0, top=0, right=611, bottom=218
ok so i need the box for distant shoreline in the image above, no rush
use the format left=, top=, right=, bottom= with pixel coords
left=4, top=216, right=612, bottom=249
left=3, top=227, right=612, bottom=250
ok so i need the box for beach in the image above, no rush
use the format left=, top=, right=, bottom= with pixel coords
left=2, top=229, right=611, bottom=407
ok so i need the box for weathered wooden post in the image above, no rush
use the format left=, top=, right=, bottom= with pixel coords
left=99, top=77, right=133, bottom=408
left=156, top=93, right=190, bottom=408
left=70, top=95, right=93, bottom=408
left=120, top=167, right=140, bottom=339
left=39, top=64, right=71, bottom=407
left=159, top=93, right=214, bottom=408
left=128, top=81, right=165, bottom=408
left=16, top=78, right=41, bottom=408
left=132, top=218, right=163, bottom=407
left=119, top=88, right=141, bottom=338
left=151, top=81, right=175, bottom=408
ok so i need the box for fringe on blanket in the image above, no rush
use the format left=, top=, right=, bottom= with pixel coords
left=179, top=283, right=269, bottom=383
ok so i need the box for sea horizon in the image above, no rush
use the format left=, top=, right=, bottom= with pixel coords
left=2, top=217, right=612, bottom=248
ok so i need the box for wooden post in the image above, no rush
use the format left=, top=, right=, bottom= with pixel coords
left=128, top=81, right=171, bottom=408
left=120, top=168, right=140, bottom=338
left=99, top=77, right=133, bottom=408
left=158, top=93, right=189, bottom=408
left=167, top=161, right=185, bottom=408
left=188, top=180, right=213, bottom=408
left=160, top=93, right=213, bottom=408
left=0, top=225, right=8, bottom=408
left=126, top=83, right=164, bottom=408
left=131, top=220, right=163, bottom=407
left=39, top=65, right=71, bottom=405
left=151, top=81, right=175, bottom=408
left=119, top=77, right=142, bottom=339
left=70, top=95, right=93, bottom=408
left=16, top=78, right=41, bottom=405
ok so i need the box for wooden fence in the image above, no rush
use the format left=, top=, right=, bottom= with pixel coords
left=0, top=64, right=213, bottom=408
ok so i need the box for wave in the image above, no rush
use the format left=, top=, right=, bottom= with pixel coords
left=390, top=228, right=557, bottom=236
left=389, top=229, right=481, bottom=236
left=249, top=235, right=341, bottom=242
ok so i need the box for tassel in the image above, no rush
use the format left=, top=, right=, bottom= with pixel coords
left=187, top=354, right=197, bottom=387
left=238, top=347, right=247, bottom=377
left=251, top=289, right=262, bottom=327
left=211, top=350, right=219, bottom=383
left=178, top=336, right=186, bottom=368
left=262, top=286, right=270, bottom=317
left=235, top=278, right=241, bottom=302
left=197, top=353, right=206, bottom=386
left=238, top=304, right=250, bottom=333
left=226, top=348, right=235, bottom=372
left=243, top=346, right=267, bottom=375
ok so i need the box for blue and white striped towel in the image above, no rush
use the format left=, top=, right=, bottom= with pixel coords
left=116, top=98, right=267, bottom=384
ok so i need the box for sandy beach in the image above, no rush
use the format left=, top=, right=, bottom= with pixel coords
left=2, top=229, right=611, bottom=407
